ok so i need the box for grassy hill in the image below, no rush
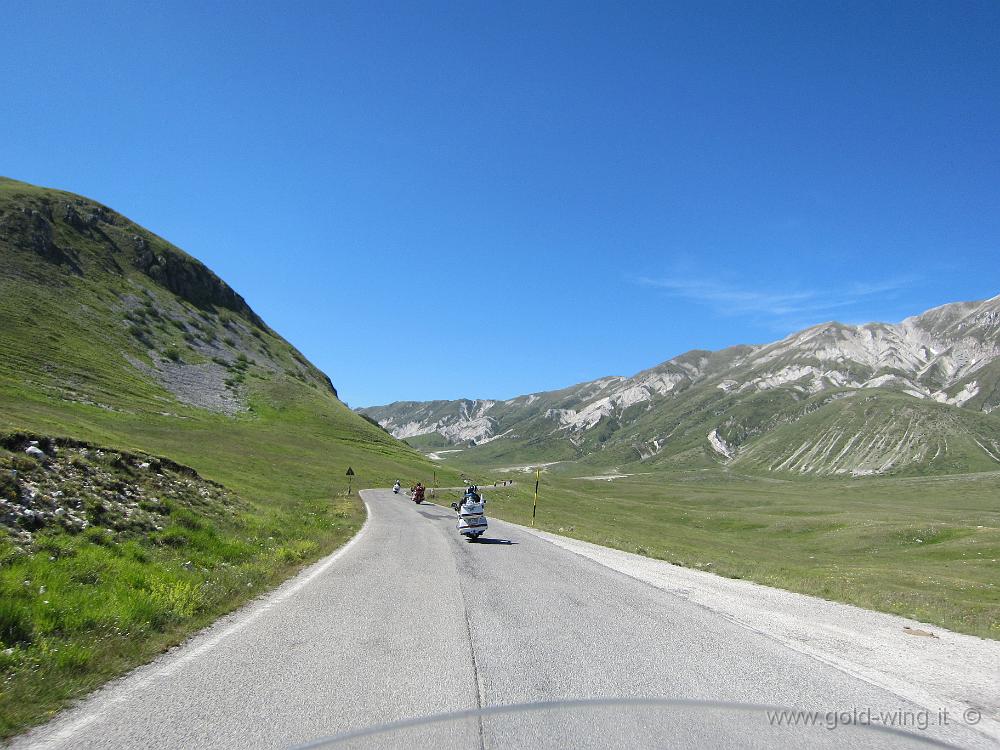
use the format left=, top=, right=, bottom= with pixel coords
left=0, top=176, right=459, bottom=736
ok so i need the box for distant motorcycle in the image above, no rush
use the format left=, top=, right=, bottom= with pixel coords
left=392, top=481, right=400, bottom=494
left=412, top=485, right=425, bottom=504
left=452, top=486, right=487, bottom=541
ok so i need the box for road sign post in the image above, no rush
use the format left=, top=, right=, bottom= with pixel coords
left=346, top=466, right=355, bottom=495
left=532, top=468, right=539, bottom=526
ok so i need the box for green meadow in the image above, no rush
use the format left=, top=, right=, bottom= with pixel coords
left=457, top=468, right=1000, bottom=640
left=0, top=383, right=457, bottom=738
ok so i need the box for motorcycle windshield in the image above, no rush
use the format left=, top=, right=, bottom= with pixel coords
left=294, top=699, right=958, bottom=749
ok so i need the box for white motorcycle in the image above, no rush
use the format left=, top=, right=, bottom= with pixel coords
left=392, top=481, right=400, bottom=494
left=451, top=487, right=487, bottom=541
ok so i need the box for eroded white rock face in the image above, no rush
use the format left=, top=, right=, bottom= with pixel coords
left=613, top=385, right=652, bottom=410
left=933, top=381, right=980, bottom=407
left=387, top=420, right=438, bottom=439
left=563, top=397, right=615, bottom=431
left=438, top=417, right=495, bottom=444
left=633, top=371, right=686, bottom=396
left=707, top=429, right=734, bottom=459
left=378, top=399, right=500, bottom=442
left=740, top=364, right=824, bottom=393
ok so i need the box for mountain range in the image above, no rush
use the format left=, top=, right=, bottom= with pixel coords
left=361, top=296, right=1000, bottom=476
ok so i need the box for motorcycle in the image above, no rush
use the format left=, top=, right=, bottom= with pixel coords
left=412, top=486, right=425, bottom=504
left=392, top=481, right=400, bottom=494
left=451, top=487, right=487, bottom=541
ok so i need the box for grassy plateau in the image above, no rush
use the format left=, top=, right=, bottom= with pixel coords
left=448, top=466, right=1000, bottom=640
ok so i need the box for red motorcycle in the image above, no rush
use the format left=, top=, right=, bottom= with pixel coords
left=412, top=486, right=425, bottom=504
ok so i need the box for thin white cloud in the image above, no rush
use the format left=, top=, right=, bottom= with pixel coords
left=634, top=276, right=914, bottom=325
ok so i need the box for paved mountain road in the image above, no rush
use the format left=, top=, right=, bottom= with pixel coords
left=15, top=490, right=988, bottom=749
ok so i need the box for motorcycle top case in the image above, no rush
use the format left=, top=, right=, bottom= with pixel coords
left=457, top=499, right=487, bottom=534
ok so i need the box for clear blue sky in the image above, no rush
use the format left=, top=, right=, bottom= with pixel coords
left=3, top=1, right=998, bottom=406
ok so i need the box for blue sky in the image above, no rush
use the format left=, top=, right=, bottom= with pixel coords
left=3, top=1, right=998, bottom=406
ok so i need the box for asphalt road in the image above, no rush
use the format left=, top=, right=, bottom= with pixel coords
left=15, top=490, right=985, bottom=749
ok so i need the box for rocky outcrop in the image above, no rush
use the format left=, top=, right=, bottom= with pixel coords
left=132, top=245, right=265, bottom=327
left=0, top=432, right=241, bottom=547
left=0, top=182, right=264, bottom=325
left=0, top=205, right=82, bottom=274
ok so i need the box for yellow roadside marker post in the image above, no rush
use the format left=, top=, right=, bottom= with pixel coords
left=532, top=468, right=540, bottom=526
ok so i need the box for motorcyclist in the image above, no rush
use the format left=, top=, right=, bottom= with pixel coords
left=412, top=482, right=425, bottom=503
left=452, top=485, right=488, bottom=539
left=392, top=479, right=401, bottom=494
left=454, top=485, right=482, bottom=510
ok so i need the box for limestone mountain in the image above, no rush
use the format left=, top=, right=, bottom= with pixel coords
left=361, top=295, right=1000, bottom=476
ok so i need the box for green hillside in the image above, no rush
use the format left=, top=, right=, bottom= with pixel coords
left=733, top=391, right=1000, bottom=476
left=0, top=177, right=459, bottom=736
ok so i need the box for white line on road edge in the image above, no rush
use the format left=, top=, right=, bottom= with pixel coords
left=22, top=495, right=374, bottom=750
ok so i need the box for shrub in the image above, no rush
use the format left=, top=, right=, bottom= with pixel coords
left=172, top=509, right=202, bottom=531
left=35, top=532, right=77, bottom=560
left=129, top=327, right=153, bottom=347
left=12, top=455, right=39, bottom=473
left=84, top=526, right=113, bottom=546
left=163, top=347, right=182, bottom=363
left=0, top=471, right=18, bottom=502
left=156, top=527, right=188, bottom=547
left=121, top=541, right=150, bottom=563
left=0, top=645, right=22, bottom=671
left=149, top=579, right=203, bottom=619
left=0, top=599, right=33, bottom=646
left=54, top=643, right=93, bottom=672
left=119, top=589, right=169, bottom=632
